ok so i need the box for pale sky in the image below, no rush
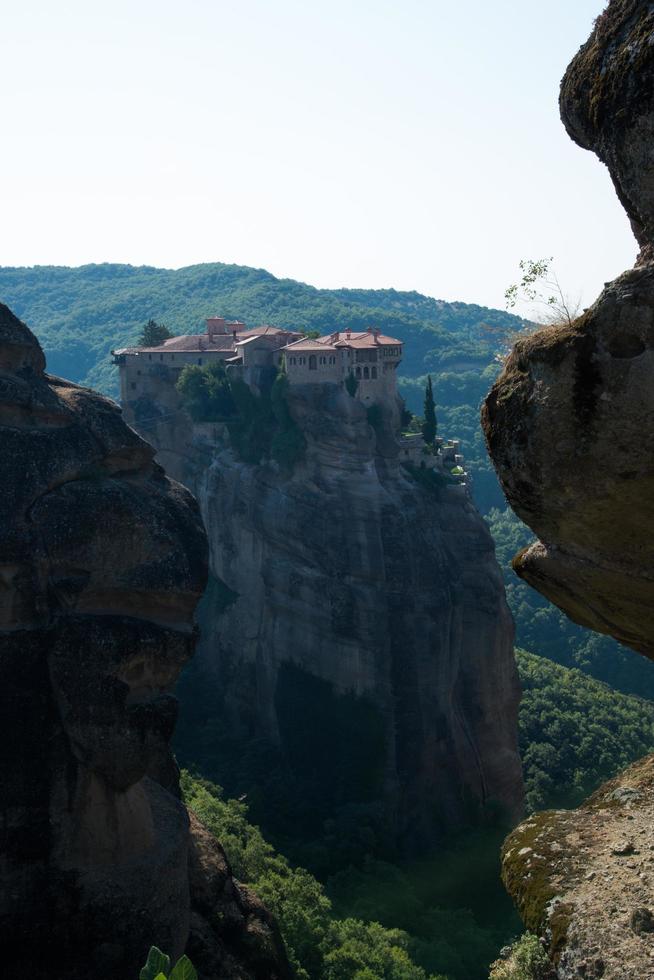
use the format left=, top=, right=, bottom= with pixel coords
left=1, top=0, right=634, bottom=311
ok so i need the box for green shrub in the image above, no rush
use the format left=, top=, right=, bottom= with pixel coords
left=489, top=933, right=552, bottom=980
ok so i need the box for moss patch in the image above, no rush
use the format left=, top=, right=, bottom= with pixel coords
left=501, top=811, right=576, bottom=963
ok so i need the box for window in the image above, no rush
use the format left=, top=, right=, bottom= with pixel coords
left=371, top=366, right=377, bottom=379
left=309, top=355, right=317, bottom=370
left=363, top=366, right=369, bottom=379
left=356, top=366, right=362, bottom=378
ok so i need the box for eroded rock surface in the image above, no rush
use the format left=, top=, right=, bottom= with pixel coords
left=502, top=755, right=654, bottom=979
left=482, top=0, right=654, bottom=659
left=560, top=0, right=654, bottom=261
left=0, top=304, right=288, bottom=979
left=138, top=381, right=523, bottom=847
left=482, top=266, right=654, bottom=657
left=484, top=1, right=654, bottom=975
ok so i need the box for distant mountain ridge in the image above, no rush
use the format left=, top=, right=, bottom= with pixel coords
left=0, top=261, right=522, bottom=396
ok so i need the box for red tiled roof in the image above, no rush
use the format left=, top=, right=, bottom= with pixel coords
left=317, top=330, right=402, bottom=348
left=239, top=325, right=300, bottom=338
left=130, top=334, right=235, bottom=353
left=124, top=324, right=302, bottom=354
left=283, top=338, right=338, bottom=352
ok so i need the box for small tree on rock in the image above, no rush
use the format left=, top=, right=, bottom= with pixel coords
left=138, top=318, right=174, bottom=347
left=421, top=375, right=437, bottom=446
left=345, top=371, right=358, bottom=397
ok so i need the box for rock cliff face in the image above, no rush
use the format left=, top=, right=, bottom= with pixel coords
left=0, top=304, right=288, bottom=980
left=482, top=0, right=654, bottom=659
left=139, top=382, right=523, bottom=847
left=482, top=1, right=654, bottom=973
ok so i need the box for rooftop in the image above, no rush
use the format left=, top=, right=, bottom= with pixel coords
left=283, top=338, right=338, bottom=353
left=115, top=323, right=301, bottom=355
left=318, top=329, right=402, bottom=348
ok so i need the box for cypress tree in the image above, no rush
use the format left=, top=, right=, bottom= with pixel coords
left=138, top=318, right=173, bottom=347
left=422, top=374, right=437, bottom=446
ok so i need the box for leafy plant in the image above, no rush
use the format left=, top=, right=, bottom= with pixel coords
left=139, top=946, right=197, bottom=980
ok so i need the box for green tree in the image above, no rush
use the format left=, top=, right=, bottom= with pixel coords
left=345, top=372, right=359, bottom=397
left=138, top=318, right=174, bottom=347
left=421, top=375, right=437, bottom=446
left=180, top=773, right=442, bottom=980
left=176, top=361, right=236, bottom=422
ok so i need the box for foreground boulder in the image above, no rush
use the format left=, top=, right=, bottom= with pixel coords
left=483, top=1, right=654, bottom=973
left=0, top=303, right=288, bottom=979
left=482, top=0, right=654, bottom=658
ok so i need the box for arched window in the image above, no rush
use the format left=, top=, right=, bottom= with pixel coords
left=356, top=366, right=362, bottom=378
left=309, top=355, right=317, bottom=370
left=371, top=366, right=377, bottom=379
left=363, top=366, right=369, bottom=379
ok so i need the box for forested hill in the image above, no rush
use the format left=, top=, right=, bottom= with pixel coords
left=0, top=262, right=523, bottom=391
